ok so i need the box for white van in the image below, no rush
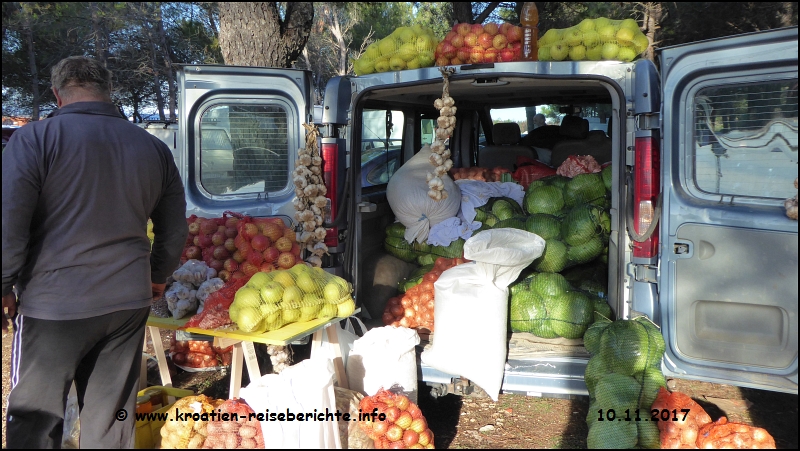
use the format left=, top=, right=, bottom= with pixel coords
left=149, top=27, right=798, bottom=396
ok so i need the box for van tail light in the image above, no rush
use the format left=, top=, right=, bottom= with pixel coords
left=321, top=142, right=339, bottom=248
left=633, top=136, right=660, bottom=259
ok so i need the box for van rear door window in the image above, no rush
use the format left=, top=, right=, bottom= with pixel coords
left=692, top=78, right=798, bottom=200
left=199, top=104, right=289, bottom=195
left=361, top=109, right=403, bottom=187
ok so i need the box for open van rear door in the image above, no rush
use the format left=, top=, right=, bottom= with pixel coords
left=177, top=65, right=312, bottom=220
left=658, top=27, right=798, bottom=393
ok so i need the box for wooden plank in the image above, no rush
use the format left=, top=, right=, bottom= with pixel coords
left=148, top=326, right=173, bottom=388
left=242, top=341, right=262, bottom=384
left=326, top=325, right=349, bottom=390
left=230, top=343, right=244, bottom=399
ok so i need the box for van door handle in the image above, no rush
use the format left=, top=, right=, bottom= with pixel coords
left=358, top=202, right=377, bottom=213
left=673, top=241, right=692, bottom=258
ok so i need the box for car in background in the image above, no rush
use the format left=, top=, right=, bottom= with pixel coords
left=2, top=126, right=20, bottom=151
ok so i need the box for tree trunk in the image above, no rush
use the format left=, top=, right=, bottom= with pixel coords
left=218, top=2, right=313, bottom=68
left=90, top=2, right=110, bottom=67
left=641, top=2, right=662, bottom=62
left=154, top=4, right=177, bottom=121
left=451, top=2, right=473, bottom=25
left=24, top=23, right=40, bottom=121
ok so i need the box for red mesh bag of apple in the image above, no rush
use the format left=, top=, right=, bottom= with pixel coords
left=235, top=215, right=301, bottom=277
left=183, top=276, right=251, bottom=330
left=202, top=398, right=265, bottom=449
left=436, top=22, right=523, bottom=66
left=184, top=212, right=243, bottom=277
left=357, top=388, right=435, bottom=449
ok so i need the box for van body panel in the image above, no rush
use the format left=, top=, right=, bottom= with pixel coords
left=658, top=27, right=798, bottom=393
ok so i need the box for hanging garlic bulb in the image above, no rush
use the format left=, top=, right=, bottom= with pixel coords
left=294, top=123, right=331, bottom=267
left=427, top=67, right=456, bottom=200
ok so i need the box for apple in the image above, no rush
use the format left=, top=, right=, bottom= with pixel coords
left=225, top=226, right=237, bottom=238
left=483, top=49, right=498, bottom=63
left=633, top=34, right=649, bottom=54
left=615, top=27, right=635, bottom=46
left=185, top=246, right=201, bottom=260
left=492, top=34, right=508, bottom=50
left=564, top=29, right=583, bottom=47
left=464, top=32, right=478, bottom=47
left=435, top=55, right=450, bottom=66
left=218, top=269, right=231, bottom=282
left=237, top=239, right=252, bottom=254
left=374, top=58, right=390, bottom=73
left=455, top=23, right=471, bottom=36
left=601, top=42, right=620, bottom=60
left=275, top=237, right=292, bottom=252
left=620, top=18, right=640, bottom=31
left=471, top=23, right=484, bottom=35
left=282, top=285, right=303, bottom=304
left=418, top=430, right=432, bottom=447
left=617, top=45, right=638, bottom=62
left=569, top=44, right=587, bottom=61
left=586, top=45, right=604, bottom=61
left=242, top=223, right=259, bottom=240
left=507, top=25, right=523, bottom=43
left=582, top=30, right=600, bottom=48
left=499, top=22, right=513, bottom=35
left=439, top=42, right=456, bottom=59
left=456, top=47, right=471, bottom=62
left=217, top=225, right=227, bottom=234
left=210, top=232, right=225, bottom=247
left=450, top=34, right=465, bottom=49
left=409, top=417, right=427, bottom=434
left=259, top=262, right=275, bottom=273
left=595, top=17, right=612, bottom=30
left=406, top=58, right=421, bottom=69
left=550, top=42, right=569, bottom=61
left=240, top=262, right=259, bottom=277
left=598, top=25, right=617, bottom=43
left=213, top=245, right=230, bottom=261
left=247, top=249, right=264, bottom=266
left=386, top=425, right=403, bottom=443
left=389, top=57, right=406, bottom=71
left=477, top=32, right=494, bottom=49
left=402, top=429, right=419, bottom=447
left=230, top=271, right=246, bottom=280
left=193, top=235, right=202, bottom=247
left=250, top=235, right=270, bottom=252
left=224, top=238, right=237, bottom=253
left=418, top=53, right=435, bottom=67
left=260, top=281, right=284, bottom=304
left=263, top=247, right=280, bottom=263
left=450, top=57, right=464, bottom=66
left=500, top=48, right=517, bottom=62
left=415, top=34, right=435, bottom=53
left=537, top=46, right=551, bottom=61
left=444, top=31, right=458, bottom=43
left=200, top=219, right=217, bottom=236
left=198, top=234, right=213, bottom=248
left=469, top=46, right=484, bottom=64
left=209, top=259, right=224, bottom=273
left=224, top=258, right=239, bottom=272
left=224, top=216, right=240, bottom=229
left=538, top=28, right=560, bottom=47
left=277, top=252, right=297, bottom=269
left=577, top=18, right=596, bottom=32
left=483, top=22, right=499, bottom=36
left=232, top=250, right=246, bottom=263
left=398, top=43, right=417, bottom=61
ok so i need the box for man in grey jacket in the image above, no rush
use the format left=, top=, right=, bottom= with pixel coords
left=2, top=56, right=188, bottom=448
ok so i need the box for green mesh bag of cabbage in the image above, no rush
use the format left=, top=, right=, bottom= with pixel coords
left=384, top=222, right=418, bottom=262
left=508, top=272, right=612, bottom=339
left=583, top=316, right=667, bottom=449
left=229, top=266, right=356, bottom=334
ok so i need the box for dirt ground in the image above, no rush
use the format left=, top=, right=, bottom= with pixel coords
left=3, top=327, right=798, bottom=449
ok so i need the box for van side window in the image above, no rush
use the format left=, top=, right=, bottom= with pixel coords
left=199, top=105, right=289, bottom=195
left=692, top=78, right=798, bottom=199
left=361, top=109, right=403, bottom=187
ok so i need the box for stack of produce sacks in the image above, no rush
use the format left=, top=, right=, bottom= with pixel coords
left=583, top=316, right=667, bottom=449
left=537, top=17, right=649, bottom=62
left=357, top=388, right=435, bottom=449
left=509, top=272, right=612, bottom=339
left=159, top=394, right=224, bottom=449
left=383, top=221, right=466, bottom=266
left=229, top=265, right=356, bottom=334
left=353, top=25, right=439, bottom=75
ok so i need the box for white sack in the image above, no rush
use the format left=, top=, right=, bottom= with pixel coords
left=346, top=326, right=420, bottom=403
left=455, top=179, right=525, bottom=224
left=387, top=145, right=461, bottom=243
left=420, top=229, right=545, bottom=401
left=240, top=357, right=341, bottom=449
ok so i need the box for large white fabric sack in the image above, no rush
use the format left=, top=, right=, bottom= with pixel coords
left=420, top=229, right=545, bottom=401
left=346, top=326, right=420, bottom=403
left=240, top=357, right=341, bottom=449
left=387, top=145, right=461, bottom=243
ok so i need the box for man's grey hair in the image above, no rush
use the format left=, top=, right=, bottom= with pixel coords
left=51, top=56, right=112, bottom=100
